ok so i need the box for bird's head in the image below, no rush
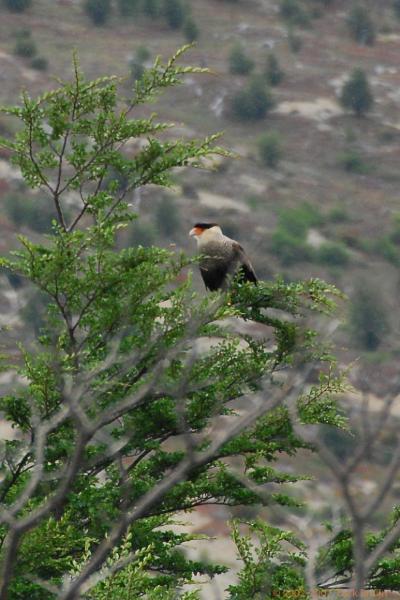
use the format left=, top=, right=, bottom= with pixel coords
left=189, top=222, right=223, bottom=244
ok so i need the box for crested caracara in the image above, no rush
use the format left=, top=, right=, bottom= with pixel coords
left=189, top=222, right=257, bottom=291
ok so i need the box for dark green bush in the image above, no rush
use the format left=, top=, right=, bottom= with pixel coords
left=270, top=228, right=314, bottom=265
left=3, top=0, right=31, bottom=12
left=13, top=30, right=37, bottom=58
left=340, top=69, right=373, bottom=117
left=265, top=53, right=284, bottom=86
left=338, top=149, right=369, bottom=173
left=4, top=194, right=56, bottom=234
left=163, top=0, right=185, bottom=29
left=287, top=27, right=303, bottom=52
left=257, top=131, right=283, bottom=168
left=84, top=0, right=112, bottom=26
left=373, top=236, right=400, bottom=266
left=317, top=242, right=350, bottom=267
left=279, top=202, right=323, bottom=238
left=155, top=197, right=181, bottom=236
left=349, top=283, right=389, bottom=350
left=30, top=56, right=48, bottom=71
left=229, top=44, right=254, bottom=76
left=143, top=0, right=161, bottom=17
left=183, top=17, right=199, bottom=42
left=230, top=77, right=274, bottom=121
left=347, top=5, right=375, bottom=45
left=280, top=0, right=310, bottom=26
left=117, top=0, right=140, bottom=16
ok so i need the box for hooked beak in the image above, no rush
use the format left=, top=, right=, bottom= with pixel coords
left=189, top=227, right=201, bottom=237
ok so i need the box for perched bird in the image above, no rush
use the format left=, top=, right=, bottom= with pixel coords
left=189, top=222, right=257, bottom=291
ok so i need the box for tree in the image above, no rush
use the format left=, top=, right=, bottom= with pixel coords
left=228, top=43, right=254, bottom=76
left=257, top=131, right=283, bottom=167
left=117, top=0, right=140, bottom=16
left=265, top=52, right=284, bottom=86
left=347, top=5, right=375, bottom=45
left=84, top=0, right=112, bottom=26
left=0, top=49, right=345, bottom=598
left=230, top=76, right=274, bottom=121
left=3, top=0, right=31, bottom=11
left=163, top=0, right=185, bottom=29
left=183, top=17, right=199, bottom=43
left=349, top=282, right=389, bottom=350
left=340, top=69, right=373, bottom=117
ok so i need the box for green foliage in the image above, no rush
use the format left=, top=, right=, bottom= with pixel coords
left=13, top=29, right=37, bottom=59
left=228, top=44, right=254, bottom=76
left=230, top=76, right=274, bottom=121
left=280, top=0, right=310, bottom=27
left=0, top=49, right=345, bottom=598
left=30, top=56, right=48, bottom=71
left=394, top=0, right=400, bottom=19
left=143, top=0, right=161, bottom=18
left=84, top=0, right=112, bottom=26
left=337, top=148, right=369, bottom=173
left=347, top=4, right=375, bottom=45
left=3, top=0, right=31, bottom=12
left=270, top=203, right=322, bottom=265
left=163, top=0, right=185, bottom=29
left=316, top=242, right=350, bottom=267
left=340, top=69, right=373, bottom=117
left=265, top=52, right=284, bottom=86
left=183, top=17, right=199, bottom=43
left=349, top=282, right=389, bottom=350
left=287, top=25, right=303, bottom=52
left=228, top=519, right=307, bottom=599
left=155, top=196, right=181, bottom=236
left=320, top=508, right=400, bottom=592
left=4, top=192, right=56, bottom=233
left=117, top=0, right=140, bottom=16
left=257, top=131, right=283, bottom=168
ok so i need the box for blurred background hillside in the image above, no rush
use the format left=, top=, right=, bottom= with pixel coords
left=1, top=1, right=400, bottom=586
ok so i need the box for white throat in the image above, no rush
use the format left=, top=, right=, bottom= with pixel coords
left=196, top=226, right=224, bottom=246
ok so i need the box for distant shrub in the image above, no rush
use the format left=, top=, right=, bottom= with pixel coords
left=117, top=0, right=140, bottom=16
left=287, top=27, right=303, bottom=53
left=4, top=194, right=56, bottom=234
left=338, top=149, right=369, bottom=173
left=130, top=60, right=145, bottom=82
left=390, top=213, right=400, bottom=244
left=84, top=0, right=112, bottom=26
left=155, top=197, right=181, bottom=236
left=316, top=242, right=350, bottom=266
left=13, top=30, right=37, bottom=58
left=265, top=53, right=284, bottom=86
left=347, top=5, right=375, bottom=45
left=280, top=0, right=309, bottom=26
left=257, top=131, right=283, bottom=168
left=349, top=282, right=389, bottom=350
left=373, top=236, right=400, bottom=266
left=135, top=45, right=151, bottom=62
left=163, top=0, right=185, bottom=29
left=183, top=17, right=199, bottom=43
left=328, top=205, right=349, bottom=223
left=279, top=202, right=323, bottom=238
left=270, top=228, right=313, bottom=265
left=394, top=0, right=400, bottom=19
left=30, top=56, right=48, bottom=71
left=3, top=0, right=32, bottom=12
left=230, top=77, right=274, bottom=121
left=130, top=221, right=157, bottom=247
left=143, top=0, right=161, bottom=18
left=229, top=44, right=254, bottom=76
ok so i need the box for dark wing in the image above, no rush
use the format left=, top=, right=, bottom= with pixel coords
left=232, top=242, right=258, bottom=285
left=200, top=263, right=229, bottom=291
